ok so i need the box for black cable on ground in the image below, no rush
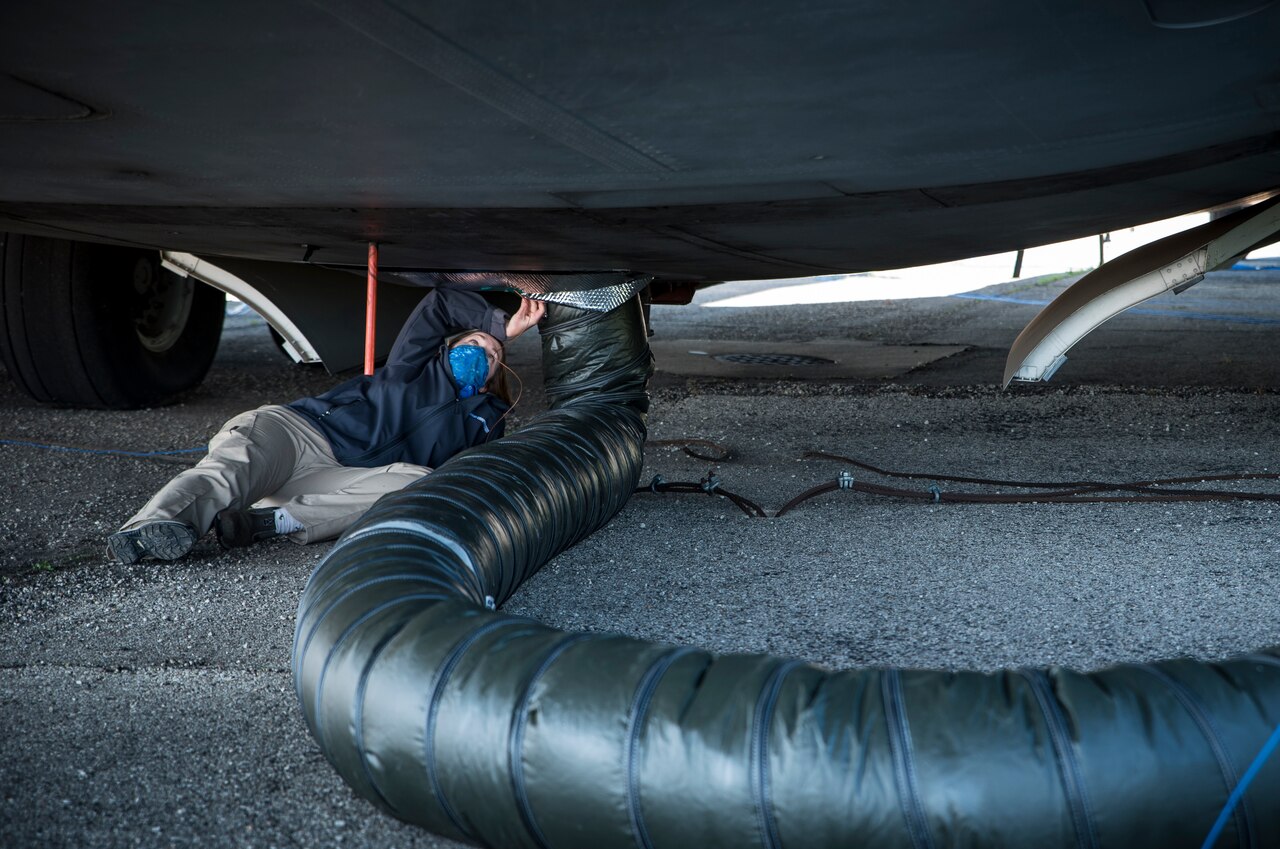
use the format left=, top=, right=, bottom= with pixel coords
left=773, top=476, right=1280, bottom=517
left=635, top=446, right=1280, bottom=518
left=635, top=472, right=767, bottom=518
left=804, top=450, right=1280, bottom=491
left=776, top=453, right=1280, bottom=516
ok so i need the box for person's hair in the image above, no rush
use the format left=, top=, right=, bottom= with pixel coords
left=445, top=330, right=513, bottom=405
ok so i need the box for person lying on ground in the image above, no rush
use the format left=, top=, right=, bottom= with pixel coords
left=107, top=288, right=545, bottom=564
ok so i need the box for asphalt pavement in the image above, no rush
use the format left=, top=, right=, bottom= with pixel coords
left=3, top=266, right=1280, bottom=848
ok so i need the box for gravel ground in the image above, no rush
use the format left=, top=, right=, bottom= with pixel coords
left=2, top=268, right=1279, bottom=847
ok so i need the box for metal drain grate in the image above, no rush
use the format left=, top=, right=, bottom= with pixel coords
left=712, top=353, right=836, bottom=366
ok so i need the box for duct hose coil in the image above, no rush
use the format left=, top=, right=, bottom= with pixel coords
left=293, top=295, right=1280, bottom=849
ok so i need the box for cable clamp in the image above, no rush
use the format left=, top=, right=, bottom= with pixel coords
left=701, top=473, right=721, bottom=494
left=484, top=595, right=496, bottom=611
left=928, top=484, right=942, bottom=503
left=649, top=474, right=667, bottom=493
left=838, top=471, right=855, bottom=490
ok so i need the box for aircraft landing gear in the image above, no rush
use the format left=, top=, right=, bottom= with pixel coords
left=0, top=233, right=225, bottom=408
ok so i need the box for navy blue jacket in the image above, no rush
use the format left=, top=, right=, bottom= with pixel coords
left=289, top=289, right=510, bottom=469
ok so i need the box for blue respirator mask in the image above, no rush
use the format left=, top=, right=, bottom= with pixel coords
left=448, top=344, right=490, bottom=398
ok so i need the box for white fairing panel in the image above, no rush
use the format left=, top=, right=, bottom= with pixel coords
left=159, top=251, right=321, bottom=364
left=1004, top=195, right=1280, bottom=387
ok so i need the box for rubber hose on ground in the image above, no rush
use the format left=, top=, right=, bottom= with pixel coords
left=293, top=293, right=1280, bottom=849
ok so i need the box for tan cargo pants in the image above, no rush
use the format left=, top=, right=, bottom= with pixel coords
left=120, top=405, right=431, bottom=544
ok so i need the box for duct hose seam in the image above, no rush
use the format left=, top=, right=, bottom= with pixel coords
left=352, top=618, right=421, bottom=816
left=625, top=646, right=698, bottom=849
left=426, top=617, right=530, bottom=841
left=1137, top=665, right=1254, bottom=848
left=882, top=668, right=938, bottom=849
left=1020, top=670, right=1101, bottom=849
left=752, top=660, right=803, bottom=849
left=312, top=592, right=450, bottom=740
left=292, top=571, right=458, bottom=700
left=509, top=632, right=602, bottom=848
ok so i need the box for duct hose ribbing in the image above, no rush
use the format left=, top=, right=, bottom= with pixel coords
left=293, top=295, right=1280, bottom=849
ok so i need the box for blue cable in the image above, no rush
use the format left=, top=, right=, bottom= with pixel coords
left=1200, top=721, right=1280, bottom=849
left=0, top=438, right=205, bottom=458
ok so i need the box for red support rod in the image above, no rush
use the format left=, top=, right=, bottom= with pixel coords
left=364, top=242, right=378, bottom=376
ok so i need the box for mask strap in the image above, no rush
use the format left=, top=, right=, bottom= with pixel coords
left=488, top=358, right=522, bottom=432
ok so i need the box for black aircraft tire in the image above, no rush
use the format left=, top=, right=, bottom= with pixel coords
left=0, top=233, right=225, bottom=409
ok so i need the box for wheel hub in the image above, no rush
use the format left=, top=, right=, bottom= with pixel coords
left=133, top=258, right=194, bottom=353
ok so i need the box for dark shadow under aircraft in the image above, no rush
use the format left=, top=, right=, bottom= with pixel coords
left=1, top=0, right=1278, bottom=406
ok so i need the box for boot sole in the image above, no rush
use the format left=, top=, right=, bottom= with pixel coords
left=108, top=521, right=197, bottom=564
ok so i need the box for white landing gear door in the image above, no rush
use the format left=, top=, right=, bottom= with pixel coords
left=1004, top=194, right=1280, bottom=387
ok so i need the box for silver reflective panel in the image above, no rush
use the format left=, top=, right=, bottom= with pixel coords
left=518, top=278, right=650, bottom=312
left=395, top=271, right=651, bottom=312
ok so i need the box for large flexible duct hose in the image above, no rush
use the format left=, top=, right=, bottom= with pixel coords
left=294, top=295, right=1280, bottom=848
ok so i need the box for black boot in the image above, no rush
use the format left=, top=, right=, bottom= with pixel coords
left=214, top=507, right=279, bottom=549
left=107, top=521, right=198, bottom=564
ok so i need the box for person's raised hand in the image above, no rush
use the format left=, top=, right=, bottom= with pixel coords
left=505, top=298, right=546, bottom=340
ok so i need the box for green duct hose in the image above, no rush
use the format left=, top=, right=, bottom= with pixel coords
left=293, top=294, right=1280, bottom=848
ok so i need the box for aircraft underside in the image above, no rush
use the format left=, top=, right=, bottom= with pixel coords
left=4, top=5, right=1280, bottom=845
left=2, top=0, right=1279, bottom=401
